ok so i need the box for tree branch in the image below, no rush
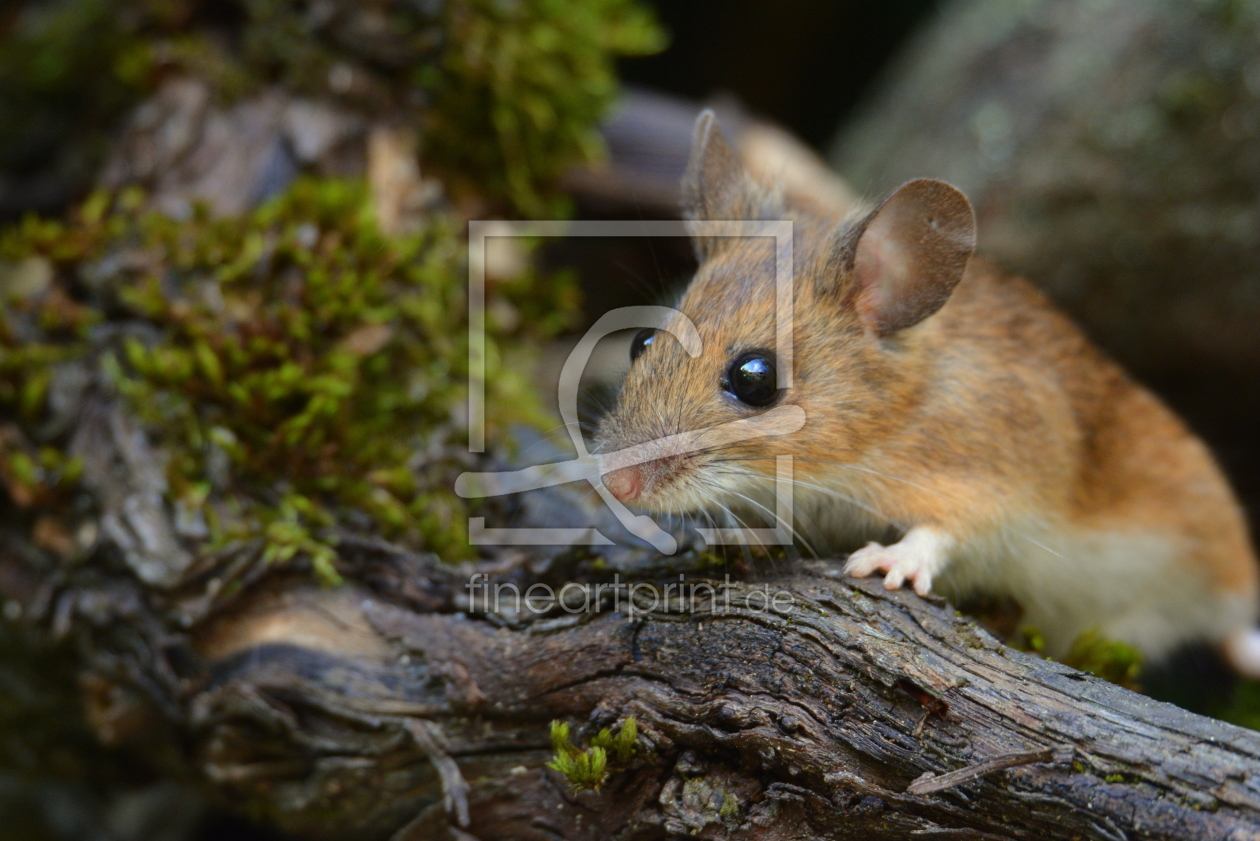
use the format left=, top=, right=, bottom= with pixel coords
left=12, top=527, right=1257, bottom=841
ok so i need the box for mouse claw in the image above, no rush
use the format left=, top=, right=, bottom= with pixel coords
left=841, top=542, right=886, bottom=577
left=842, top=528, right=953, bottom=597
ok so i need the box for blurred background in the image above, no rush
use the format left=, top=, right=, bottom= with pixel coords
left=3, top=0, right=1260, bottom=838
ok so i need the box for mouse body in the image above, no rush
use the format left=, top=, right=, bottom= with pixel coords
left=596, top=111, right=1260, bottom=671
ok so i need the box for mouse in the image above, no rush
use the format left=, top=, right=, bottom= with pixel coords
left=594, top=110, right=1260, bottom=674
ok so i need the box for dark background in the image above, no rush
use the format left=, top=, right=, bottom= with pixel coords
left=620, top=0, right=939, bottom=149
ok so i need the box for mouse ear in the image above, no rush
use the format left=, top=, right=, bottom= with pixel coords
left=681, top=110, right=778, bottom=260
left=832, top=179, right=975, bottom=336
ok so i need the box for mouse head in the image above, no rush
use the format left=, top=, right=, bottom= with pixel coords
left=595, top=111, right=975, bottom=517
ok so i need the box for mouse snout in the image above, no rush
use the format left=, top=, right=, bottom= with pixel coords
left=602, top=454, right=687, bottom=504
left=603, top=465, right=644, bottom=503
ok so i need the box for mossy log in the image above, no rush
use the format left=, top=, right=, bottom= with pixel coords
left=6, top=406, right=1260, bottom=841
left=5, top=3, right=1260, bottom=833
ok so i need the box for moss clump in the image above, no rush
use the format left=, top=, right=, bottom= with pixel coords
left=1214, top=679, right=1260, bottom=731
left=239, top=0, right=667, bottom=215
left=590, top=715, right=638, bottom=763
left=2, top=0, right=665, bottom=217
left=1014, top=625, right=1143, bottom=689
left=1, top=178, right=573, bottom=578
left=1062, top=630, right=1143, bottom=689
left=546, top=717, right=638, bottom=792
left=421, top=0, right=666, bottom=216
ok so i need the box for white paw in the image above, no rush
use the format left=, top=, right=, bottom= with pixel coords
left=842, top=527, right=954, bottom=597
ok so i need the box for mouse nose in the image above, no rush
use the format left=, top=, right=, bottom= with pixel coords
left=603, top=466, right=643, bottom=503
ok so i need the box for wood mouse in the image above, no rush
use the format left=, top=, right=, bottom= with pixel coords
left=595, top=110, right=1260, bottom=674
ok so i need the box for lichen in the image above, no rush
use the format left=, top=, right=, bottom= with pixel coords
left=1, top=178, right=574, bottom=579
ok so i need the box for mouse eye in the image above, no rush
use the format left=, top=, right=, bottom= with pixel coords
left=630, top=329, right=656, bottom=363
left=724, top=350, right=781, bottom=407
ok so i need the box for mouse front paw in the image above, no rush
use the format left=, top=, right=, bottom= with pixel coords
left=842, top=527, right=954, bottom=596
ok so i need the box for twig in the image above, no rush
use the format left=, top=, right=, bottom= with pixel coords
left=401, top=719, right=471, bottom=827
left=906, top=745, right=1074, bottom=796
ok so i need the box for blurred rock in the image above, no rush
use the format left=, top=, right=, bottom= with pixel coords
left=70, top=404, right=194, bottom=590
left=830, top=0, right=1260, bottom=378
left=283, top=99, right=365, bottom=166
left=101, top=79, right=368, bottom=218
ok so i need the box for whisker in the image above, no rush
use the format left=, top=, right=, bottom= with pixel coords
left=717, top=455, right=950, bottom=504
left=613, top=259, right=667, bottom=302
left=708, top=464, right=900, bottom=531
left=516, top=422, right=592, bottom=459
left=712, top=499, right=757, bottom=569
left=714, top=457, right=1062, bottom=559
left=721, top=486, right=822, bottom=561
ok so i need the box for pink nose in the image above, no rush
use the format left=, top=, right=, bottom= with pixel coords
left=603, top=466, right=643, bottom=503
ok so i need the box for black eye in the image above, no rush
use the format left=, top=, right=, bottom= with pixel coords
left=630, top=329, right=656, bottom=363
left=724, top=350, right=781, bottom=407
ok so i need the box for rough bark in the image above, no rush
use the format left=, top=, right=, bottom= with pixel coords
left=10, top=518, right=1260, bottom=841
left=5, top=400, right=1260, bottom=841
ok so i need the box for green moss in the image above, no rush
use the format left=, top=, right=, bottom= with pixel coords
left=547, top=716, right=638, bottom=792
left=242, top=0, right=668, bottom=215
left=1010, top=625, right=1142, bottom=688
left=2, top=0, right=656, bottom=579
left=238, top=0, right=666, bottom=214
left=1062, top=629, right=1143, bottom=689
left=1, top=178, right=573, bottom=578
left=3, top=0, right=664, bottom=217
left=422, top=0, right=666, bottom=216
left=547, top=720, right=607, bottom=792
left=1214, top=678, right=1260, bottom=731
left=589, top=715, right=638, bottom=763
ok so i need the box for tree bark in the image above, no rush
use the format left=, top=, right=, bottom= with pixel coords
left=7, top=399, right=1260, bottom=841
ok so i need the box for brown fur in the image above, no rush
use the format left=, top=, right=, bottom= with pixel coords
left=597, top=113, right=1259, bottom=662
